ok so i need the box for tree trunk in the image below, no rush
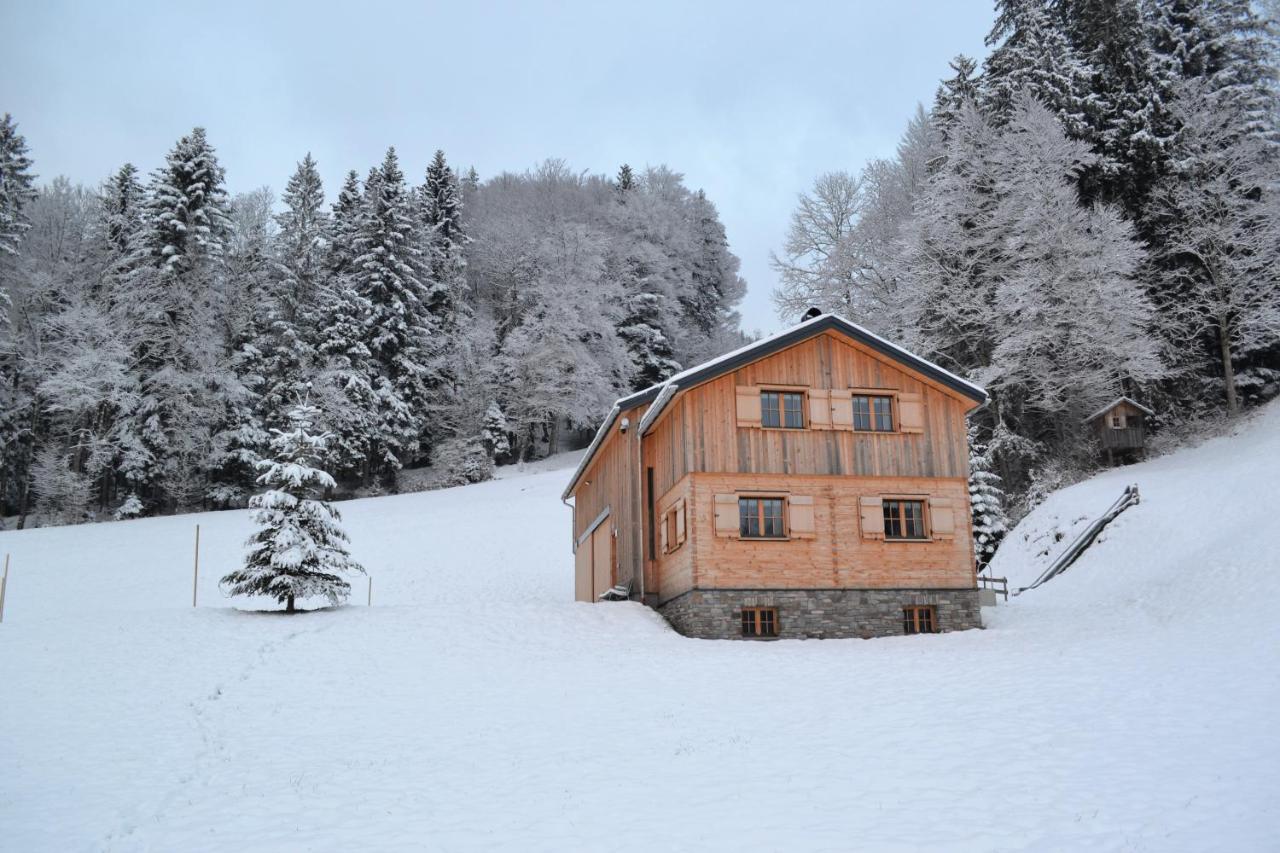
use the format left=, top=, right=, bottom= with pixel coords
left=286, top=594, right=295, bottom=613
left=1219, top=317, right=1239, bottom=416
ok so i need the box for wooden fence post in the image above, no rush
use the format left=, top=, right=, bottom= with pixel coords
left=0, top=553, right=9, bottom=623
left=192, top=524, right=200, bottom=608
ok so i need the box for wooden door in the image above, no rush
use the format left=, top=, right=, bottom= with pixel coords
left=591, top=523, right=614, bottom=599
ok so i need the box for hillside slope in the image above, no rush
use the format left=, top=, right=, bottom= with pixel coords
left=2, top=407, right=1279, bottom=852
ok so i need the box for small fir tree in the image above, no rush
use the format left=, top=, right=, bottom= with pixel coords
left=221, top=402, right=364, bottom=612
left=968, top=422, right=1010, bottom=571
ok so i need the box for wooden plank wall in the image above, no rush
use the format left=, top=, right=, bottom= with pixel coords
left=685, top=472, right=975, bottom=599
left=650, top=474, right=693, bottom=602
left=646, top=331, right=971, bottom=485
left=571, top=404, right=646, bottom=591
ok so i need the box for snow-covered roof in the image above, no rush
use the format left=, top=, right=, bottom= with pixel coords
left=562, top=312, right=988, bottom=500
left=1083, top=396, right=1155, bottom=423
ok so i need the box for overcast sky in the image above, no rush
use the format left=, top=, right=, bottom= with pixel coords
left=2, top=0, right=993, bottom=334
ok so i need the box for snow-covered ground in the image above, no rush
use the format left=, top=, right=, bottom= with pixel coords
left=2, top=407, right=1278, bottom=852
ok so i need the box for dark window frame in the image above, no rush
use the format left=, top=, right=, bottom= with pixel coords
left=903, top=605, right=937, bottom=635
left=760, top=389, right=806, bottom=430
left=741, top=607, right=779, bottom=637
left=738, top=495, right=788, bottom=539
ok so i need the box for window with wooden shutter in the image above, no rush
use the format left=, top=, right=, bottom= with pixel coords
left=788, top=495, right=816, bottom=538
left=675, top=498, right=687, bottom=546
left=659, top=511, right=669, bottom=554
left=859, top=496, right=885, bottom=539
left=898, top=391, right=925, bottom=434
left=713, top=493, right=739, bottom=537
left=928, top=496, right=956, bottom=539
left=807, top=389, right=833, bottom=429
left=735, top=386, right=762, bottom=428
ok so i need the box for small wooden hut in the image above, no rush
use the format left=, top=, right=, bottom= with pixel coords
left=1085, top=397, right=1154, bottom=464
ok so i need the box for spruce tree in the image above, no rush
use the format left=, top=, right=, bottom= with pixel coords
left=932, top=55, right=981, bottom=137
left=221, top=402, right=365, bottom=612
left=119, top=127, right=233, bottom=509
left=0, top=113, right=36, bottom=260
left=981, top=0, right=1094, bottom=137
left=261, top=154, right=329, bottom=431
left=352, top=147, right=433, bottom=476
left=968, top=422, right=1010, bottom=570
left=0, top=113, right=36, bottom=324
left=418, top=149, right=470, bottom=453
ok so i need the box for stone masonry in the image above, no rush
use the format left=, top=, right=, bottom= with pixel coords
left=658, top=588, right=982, bottom=640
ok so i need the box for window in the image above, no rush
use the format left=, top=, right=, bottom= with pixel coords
left=852, top=395, right=894, bottom=431
left=742, top=607, right=778, bottom=637
left=739, top=497, right=786, bottom=538
left=903, top=605, right=937, bottom=635
left=883, top=499, right=926, bottom=540
left=662, top=499, right=686, bottom=553
left=761, top=390, right=805, bottom=429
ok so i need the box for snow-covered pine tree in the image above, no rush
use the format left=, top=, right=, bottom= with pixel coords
left=968, top=421, right=1010, bottom=570
left=327, top=170, right=363, bottom=278
left=980, top=0, right=1094, bottom=137
left=221, top=402, right=364, bottom=612
left=0, top=113, right=36, bottom=323
left=118, top=127, right=234, bottom=510
left=1053, top=0, right=1175, bottom=214
left=312, top=170, right=381, bottom=482
left=932, top=55, right=981, bottom=138
left=261, top=154, right=329, bottom=432
left=417, top=149, right=471, bottom=453
left=352, top=148, right=434, bottom=477
left=618, top=291, right=682, bottom=388
left=615, top=163, right=635, bottom=197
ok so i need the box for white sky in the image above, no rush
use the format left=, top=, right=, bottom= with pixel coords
left=1, top=0, right=993, bottom=334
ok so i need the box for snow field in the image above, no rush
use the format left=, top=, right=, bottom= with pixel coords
left=2, top=406, right=1280, bottom=851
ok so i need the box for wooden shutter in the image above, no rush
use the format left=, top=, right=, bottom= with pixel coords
left=928, top=496, right=956, bottom=539
left=675, top=498, right=687, bottom=546
left=898, top=391, right=925, bottom=434
left=714, top=493, right=739, bottom=537
left=859, top=496, right=885, bottom=539
left=788, top=495, right=816, bottom=538
left=735, top=386, right=761, bottom=428
left=660, top=511, right=669, bottom=554
left=830, top=389, right=854, bottom=430
left=808, top=389, right=832, bottom=430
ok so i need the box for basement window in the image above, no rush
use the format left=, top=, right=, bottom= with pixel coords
left=741, top=607, right=778, bottom=638
left=853, top=395, right=894, bottom=432
left=761, top=390, right=805, bottom=429
left=739, top=496, right=786, bottom=539
left=903, top=605, right=937, bottom=635
left=883, top=499, right=926, bottom=540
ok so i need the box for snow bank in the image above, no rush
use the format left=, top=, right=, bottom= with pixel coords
left=1, top=408, right=1278, bottom=851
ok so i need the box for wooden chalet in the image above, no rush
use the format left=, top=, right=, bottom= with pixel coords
left=1085, top=396, right=1154, bottom=464
left=562, top=313, right=989, bottom=640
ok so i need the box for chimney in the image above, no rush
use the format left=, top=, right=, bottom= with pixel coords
left=801, top=307, right=823, bottom=322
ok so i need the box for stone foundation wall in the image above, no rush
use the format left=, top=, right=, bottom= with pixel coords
left=658, top=588, right=982, bottom=640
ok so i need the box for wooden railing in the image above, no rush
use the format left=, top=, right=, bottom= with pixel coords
left=977, top=574, right=1009, bottom=601
left=1100, top=427, right=1146, bottom=449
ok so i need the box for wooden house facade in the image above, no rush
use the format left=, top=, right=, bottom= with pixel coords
left=562, top=314, right=989, bottom=639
